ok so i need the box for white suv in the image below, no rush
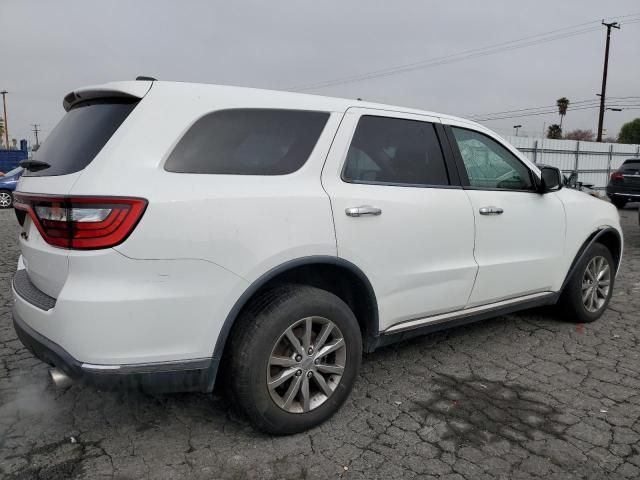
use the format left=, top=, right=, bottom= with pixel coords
left=12, top=80, right=622, bottom=434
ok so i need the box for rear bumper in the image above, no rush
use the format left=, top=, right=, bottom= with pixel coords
left=10, top=252, right=246, bottom=393
left=13, top=307, right=213, bottom=393
left=606, top=186, right=640, bottom=200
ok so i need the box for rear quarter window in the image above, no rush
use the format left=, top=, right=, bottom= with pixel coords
left=164, top=109, right=329, bottom=175
left=24, top=99, right=138, bottom=177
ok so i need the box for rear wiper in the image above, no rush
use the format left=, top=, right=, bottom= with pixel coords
left=19, top=159, right=51, bottom=172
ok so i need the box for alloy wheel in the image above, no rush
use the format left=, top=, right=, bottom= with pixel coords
left=581, top=256, right=611, bottom=313
left=267, top=316, right=346, bottom=413
left=0, top=192, right=11, bottom=208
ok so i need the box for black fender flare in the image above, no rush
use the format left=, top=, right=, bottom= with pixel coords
left=560, top=226, right=622, bottom=293
left=203, top=255, right=378, bottom=391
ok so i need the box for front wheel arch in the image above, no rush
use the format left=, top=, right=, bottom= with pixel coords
left=561, top=227, right=622, bottom=294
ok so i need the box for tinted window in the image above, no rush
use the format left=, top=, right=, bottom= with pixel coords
left=342, top=116, right=449, bottom=186
left=451, top=127, right=533, bottom=190
left=5, top=167, right=23, bottom=177
left=25, top=99, right=138, bottom=177
left=165, top=109, right=329, bottom=175
left=621, top=161, right=640, bottom=173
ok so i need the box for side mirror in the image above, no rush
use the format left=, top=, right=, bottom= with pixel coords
left=539, top=166, right=563, bottom=193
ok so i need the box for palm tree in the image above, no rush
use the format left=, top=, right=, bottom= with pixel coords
left=557, top=97, right=570, bottom=127
left=547, top=124, right=563, bottom=139
left=0, top=117, right=4, bottom=146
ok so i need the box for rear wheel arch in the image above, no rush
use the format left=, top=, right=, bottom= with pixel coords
left=206, top=256, right=379, bottom=391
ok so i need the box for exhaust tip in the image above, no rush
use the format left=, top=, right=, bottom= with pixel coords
left=49, top=368, right=74, bottom=389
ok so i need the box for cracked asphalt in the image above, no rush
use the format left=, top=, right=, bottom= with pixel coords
left=1, top=205, right=640, bottom=480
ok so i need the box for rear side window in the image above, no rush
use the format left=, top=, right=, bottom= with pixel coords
left=342, top=115, right=449, bottom=187
left=25, top=99, right=138, bottom=177
left=165, top=109, right=329, bottom=175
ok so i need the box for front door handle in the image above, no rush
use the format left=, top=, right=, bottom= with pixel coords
left=479, top=206, right=504, bottom=215
left=345, top=206, right=382, bottom=217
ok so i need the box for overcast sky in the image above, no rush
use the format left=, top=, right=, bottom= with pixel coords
left=2, top=0, right=639, bottom=144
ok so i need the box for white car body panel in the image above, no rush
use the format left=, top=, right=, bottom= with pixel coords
left=69, top=83, right=342, bottom=282
left=12, top=81, right=623, bottom=371
left=13, top=250, right=247, bottom=364
left=554, top=187, right=622, bottom=281
left=322, top=109, right=478, bottom=330
left=462, top=189, right=565, bottom=305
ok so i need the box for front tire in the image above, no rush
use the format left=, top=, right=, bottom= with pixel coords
left=0, top=190, right=13, bottom=209
left=228, top=285, right=362, bottom=434
left=558, top=243, right=615, bottom=323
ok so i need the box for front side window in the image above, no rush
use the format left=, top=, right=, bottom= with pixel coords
left=451, top=127, right=534, bottom=190
left=165, top=109, right=329, bottom=175
left=342, top=115, right=449, bottom=187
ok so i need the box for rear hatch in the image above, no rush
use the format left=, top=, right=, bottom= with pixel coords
left=621, top=161, right=640, bottom=187
left=15, top=81, right=152, bottom=298
left=611, top=160, right=640, bottom=190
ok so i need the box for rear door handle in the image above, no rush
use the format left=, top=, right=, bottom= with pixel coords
left=345, top=206, right=382, bottom=217
left=479, top=206, right=504, bottom=215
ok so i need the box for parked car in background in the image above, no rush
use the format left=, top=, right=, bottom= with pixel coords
left=12, top=80, right=623, bottom=434
left=0, top=166, right=24, bottom=208
left=606, top=159, right=640, bottom=208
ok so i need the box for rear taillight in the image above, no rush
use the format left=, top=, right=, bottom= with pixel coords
left=610, top=171, right=624, bottom=181
left=13, top=193, right=147, bottom=250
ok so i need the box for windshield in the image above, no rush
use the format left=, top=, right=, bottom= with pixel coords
left=4, top=167, right=23, bottom=177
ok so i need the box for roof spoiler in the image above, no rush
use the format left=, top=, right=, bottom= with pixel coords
left=62, top=80, right=154, bottom=111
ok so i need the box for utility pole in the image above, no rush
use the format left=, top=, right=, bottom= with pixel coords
left=0, top=91, right=8, bottom=149
left=597, top=21, right=620, bottom=142
left=31, top=124, right=40, bottom=146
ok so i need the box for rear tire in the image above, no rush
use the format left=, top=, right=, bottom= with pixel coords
left=228, top=284, right=362, bottom=434
left=557, top=243, right=615, bottom=323
left=0, top=190, right=12, bottom=209
left=611, top=198, right=627, bottom=209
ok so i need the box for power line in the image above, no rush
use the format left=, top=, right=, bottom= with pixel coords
left=466, top=96, right=640, bottom=119
left=471, top=103, right=640, bottom=122
left=474, top=105, right=640, bottom=122
left=288, top=12, right=640, bottom=91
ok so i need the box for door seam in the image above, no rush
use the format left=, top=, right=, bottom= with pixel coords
left=319, top=111, right=349, bottom=258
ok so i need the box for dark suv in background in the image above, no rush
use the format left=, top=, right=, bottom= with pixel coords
left=606, top=159, right=640, bottom=208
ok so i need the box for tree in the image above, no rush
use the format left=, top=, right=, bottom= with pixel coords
left=564, top=129, right=595, bottom=141
left=618, top=118, right=640, bottom=144
left=557, top=97, right=570, bottom=127
left=547, top=124, right=563, bottom=139
left=0, top=117, right=4, bottom=146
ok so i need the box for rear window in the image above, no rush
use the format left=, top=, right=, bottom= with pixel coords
left=621, top=160, right=640, bottom=172
left=25, top=99, right=138, bottom=177
left=164, top=109, right=329, bottom=175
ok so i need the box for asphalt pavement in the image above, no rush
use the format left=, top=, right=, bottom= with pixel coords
left=1, top=206, right=639, bottom=479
